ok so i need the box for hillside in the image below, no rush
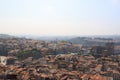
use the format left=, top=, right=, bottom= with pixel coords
left=0, top=34, right=15, bottom=39
left=68, top=37, right=113, bottom=47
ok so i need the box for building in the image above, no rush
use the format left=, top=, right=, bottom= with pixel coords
left=91, top=42, right=114, bottom=57
left=0, top=56, right=7, bottom=65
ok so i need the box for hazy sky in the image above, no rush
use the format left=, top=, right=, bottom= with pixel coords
left=0, top=0, right=120, bottom=36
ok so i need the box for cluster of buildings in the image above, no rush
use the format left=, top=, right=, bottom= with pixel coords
left=0, top=54, right=120, bottom=80
left=0, top=38, right=120, bottom=80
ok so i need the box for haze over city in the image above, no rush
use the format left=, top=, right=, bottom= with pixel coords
left=1, top=0, right=120, bottom=80
left=0, top=0, right=120, bottom=36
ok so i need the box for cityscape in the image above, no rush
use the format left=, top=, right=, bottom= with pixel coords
left=0, top=0, right=120, bottom=80
left=0, top=34, right=120, bottom=80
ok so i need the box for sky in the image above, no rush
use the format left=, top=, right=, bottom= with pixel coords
left=0, top=0, right=120, bottom=36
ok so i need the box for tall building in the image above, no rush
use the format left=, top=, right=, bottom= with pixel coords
left=105, top=42, right=114, bottom=56
left=91, top=42, right=114, bottom=57
left=0, top=45, right=8, bottom=56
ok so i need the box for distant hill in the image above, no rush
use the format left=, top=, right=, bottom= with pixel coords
left=68, top=37, right=113, bottom=47
left=22, top=35, right=76, bottom=41
left=0, top=34, right=15, bottom=39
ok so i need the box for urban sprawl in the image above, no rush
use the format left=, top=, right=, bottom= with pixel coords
left=0, top=37, right=120, bottom=80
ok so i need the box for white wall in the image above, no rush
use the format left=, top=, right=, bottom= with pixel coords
left=0, top=56, right=7, bottom=65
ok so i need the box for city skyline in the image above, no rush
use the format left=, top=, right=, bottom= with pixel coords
left=0, top=0, right=120, bottom=36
